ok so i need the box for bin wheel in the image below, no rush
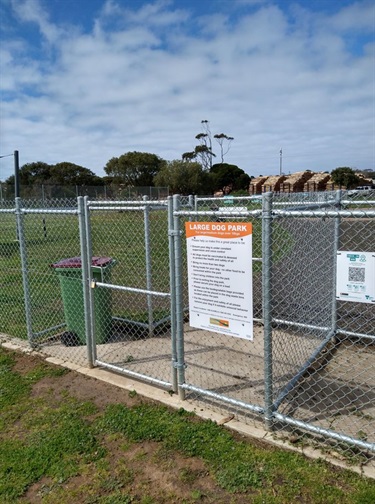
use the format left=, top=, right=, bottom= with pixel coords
left=61, top=331, right=81, bottom=347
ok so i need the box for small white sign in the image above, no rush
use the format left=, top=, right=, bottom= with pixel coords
left=185, top=222, right=253, bottom=340
left=336, top=251, right=375, bottom=304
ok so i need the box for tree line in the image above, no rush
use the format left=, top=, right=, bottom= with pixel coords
left=2, top=119, right=373, bottom=196
left=2, top=154, right=251, bottom=196
left=3, top=159, right=373, bottom=197
left=2, top=122, right=251, bottom=196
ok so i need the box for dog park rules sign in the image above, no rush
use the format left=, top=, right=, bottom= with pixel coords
left=185, top=222, right=253, bottom=340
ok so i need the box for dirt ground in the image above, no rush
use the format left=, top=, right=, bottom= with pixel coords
left=7, top=350, right=269, bottom=504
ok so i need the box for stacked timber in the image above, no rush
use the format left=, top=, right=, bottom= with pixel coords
left=325, top=174, right=373, bottom=191
left=280, top=171, right=314, bottom=193
left=262, top=175, right=287, bottom=193
left=356, top=175, right=373, bottom=187
left=325, top=177, right=339, bottom=191
left=249, top=176, right=269, bottom=195
left=303, top=172, right=331, bottom=192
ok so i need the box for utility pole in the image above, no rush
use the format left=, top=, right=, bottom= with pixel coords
left=14, top=150, right=20, bottom=198
left=279, top=148, right=282, bottom=175
left=13, top=150, right=20, bottom=241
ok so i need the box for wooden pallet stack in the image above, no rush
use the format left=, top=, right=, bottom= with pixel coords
left=248, top=176, right=269, bottom=195
left=280, top=171, right=314, bottom=193
left=303, top=172, right=331, bottom=192
left=261, top=175, right=287, bottom=193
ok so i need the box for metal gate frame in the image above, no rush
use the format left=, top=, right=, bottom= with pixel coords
left=170, top=192, right=375, bottom=455
left=82, top=196, right=178, bottom=391
left=6, top=193, right=374, bottom=457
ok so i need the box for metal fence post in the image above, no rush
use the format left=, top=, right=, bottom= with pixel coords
left=77, top=196, right=94, bottom=368
left=83, top=195, right=96, bottom=366
left=173, top=194, right=186, bottom=399
left=331, top=189, right=342, bottom=340
left=188, top=195, right=194, bottom=222
left=143, top=195, right=154, bottom=337
left=262, top=191, right=274, bottom=430
left=168, top=196, right=178, bottom=392
left=15, top=197, right=33, bottom=345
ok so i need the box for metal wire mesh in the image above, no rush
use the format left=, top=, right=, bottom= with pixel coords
left=271, top=191, right=375, bottom=459
left=1, top=191, right=374, bottom=462
left=85, top=199, right=174, bottom=388
left=0, top=205, right=25, bottom=339
left=177, top=196, right=266, bottom=422
left=173, top=192, right=375, bottom=461
left=0, top=199, right=92, bottom=363
left=19, top=200, right=87, bottom=363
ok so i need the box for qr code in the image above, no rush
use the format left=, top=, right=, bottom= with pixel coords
left=348, top=267, right=365, bottom=283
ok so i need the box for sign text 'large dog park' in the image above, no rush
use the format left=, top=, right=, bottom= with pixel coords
left=185, top=222, right=253, bottom=340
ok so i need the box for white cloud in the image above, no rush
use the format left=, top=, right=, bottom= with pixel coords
left=10, top=0, right=63, bottom=43
left=1, top=54, right=42, bottom=92
left=328, top=1, right=375, bottom=32
left=0, top=0, right=374, bottom=181
left=98, top=0, right=190, bottom=30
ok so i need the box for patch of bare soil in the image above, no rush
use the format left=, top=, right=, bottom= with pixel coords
left=11, top=351, right=251, bottom=503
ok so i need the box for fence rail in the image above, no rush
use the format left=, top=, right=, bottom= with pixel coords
left=1, top=190, right=374, bottom=464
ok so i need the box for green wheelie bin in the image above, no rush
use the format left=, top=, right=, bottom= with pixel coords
left=51, top=256, right=115, bottom=346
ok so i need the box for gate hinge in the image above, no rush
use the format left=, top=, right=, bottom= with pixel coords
left=173, top=361, right=187, bottom=370
left=168, top=230, right=183, bottom=237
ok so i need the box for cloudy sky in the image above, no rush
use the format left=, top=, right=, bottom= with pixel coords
left=0, top=0, right=374, bottom=181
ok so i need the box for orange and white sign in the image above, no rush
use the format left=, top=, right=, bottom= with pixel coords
left=185, top=222, right=253, bottom=340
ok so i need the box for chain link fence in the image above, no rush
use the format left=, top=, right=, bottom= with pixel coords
left=0, top=198, right=89, bottom=361
left=0, top=200, right=24, bottom=339
left=171, top=191, right=375, bottom=462
left=267, top=192, right=374, bottom=461
left=0, top=197, right=175, bottom=386
left=1, top=191, right=374, bottom=463
left=0, top=183, right=169, bottom=201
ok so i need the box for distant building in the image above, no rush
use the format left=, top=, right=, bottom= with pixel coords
left=248, top=170, right=373, bottom=195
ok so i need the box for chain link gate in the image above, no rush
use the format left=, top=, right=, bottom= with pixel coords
left=170, top=191, right=375, bottom=461
left=83, top=197, right=177, bottom=391
left=1, top=191, right=374, bottom=462
left=0, top=197, right=177, bottom=384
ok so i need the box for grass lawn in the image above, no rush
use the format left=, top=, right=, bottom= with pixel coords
left=0, top=345, right=374, bottom=504
left=0, top=203, right=292, bottom=340
left=0, top=209, right=171, bottom=339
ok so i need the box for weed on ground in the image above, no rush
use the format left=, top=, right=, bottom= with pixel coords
left=0, top=346, right=374, bottom=503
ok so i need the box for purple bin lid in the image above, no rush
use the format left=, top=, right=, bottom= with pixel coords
left=51, top=256, right=113, bottom=268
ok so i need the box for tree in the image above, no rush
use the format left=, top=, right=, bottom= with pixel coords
left=182, top=120, right=233, bottom=170
left=354, top=168, right=375, bottom=180
left=49, top=162, right=103, bottom=186
left=5, top=161, right=52, bottom=185
left=331, top=167, right=360, bottom=189
left=213, top=133, right=234, bottom=163
left=154, top=160, right=209, bottom=195
left=104, top=152, right=166, bottom=186
left=5, top=161, right=102, bottom=187
left=210, top=163, right=250, bottom=194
